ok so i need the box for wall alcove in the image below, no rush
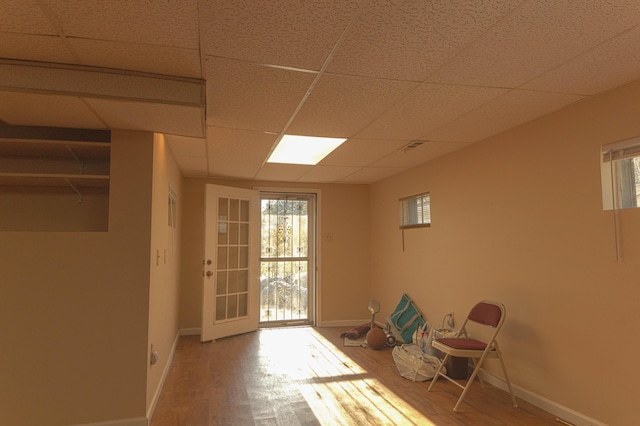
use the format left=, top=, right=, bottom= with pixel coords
left=0, top=126, right=111, bottom=232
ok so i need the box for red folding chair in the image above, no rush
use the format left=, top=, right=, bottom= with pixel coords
left=427, top=300, right=518, bottom=412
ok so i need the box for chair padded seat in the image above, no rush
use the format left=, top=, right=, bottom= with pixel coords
left=436, top=337, right=487, bottom=351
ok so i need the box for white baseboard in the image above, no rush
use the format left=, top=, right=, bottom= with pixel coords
left=145, top=332, right=181, bottom=423
left=179, top=327, right=201, bottom=336
left=479, top=369, right=607, bottom=426
left=72, top=417, right=147, bottom=426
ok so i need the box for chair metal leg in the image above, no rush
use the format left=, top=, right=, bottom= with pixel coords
left=427, top=354, right=449, bottom=391
left=452, top=350, right=493, bottom=412
left=494, top=342, right=518, bottom=407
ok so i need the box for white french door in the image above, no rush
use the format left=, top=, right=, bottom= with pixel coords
left=201, top=184, right=260, bottom=342
left=259, top=192, right=316, bottom=326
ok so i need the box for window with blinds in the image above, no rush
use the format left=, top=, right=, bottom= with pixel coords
left=399, top=193, right=431, bottom=229
left=601, top=137, right=640, bottom=210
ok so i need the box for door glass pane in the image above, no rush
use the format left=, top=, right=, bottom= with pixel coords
left=240, top=223, right=249, bottom=245
left=230, top=199, right=239, bottom=221
left=239, top=247, right=248, bottom=268
left=218, top=198, right=228, bottom=220
left=228, top=222, right=239, bottom=245
left=229, top=247, right=239, bottom=269
left=238, top=270, right=248, bottom=292
left=218, top=222, right=228, bottom=245
left=238, top=294, right=248, bottom=317
left=240, top=200, right=249, bottom=222
left=216, top=271, right=227, bottom=295
left=228, top=270, right=238, bottom=293
left=217, top=247, right=227, bottom=270
left=216, top=296, right=226, bottom=321
left=228, top=294, right=238, bottom=318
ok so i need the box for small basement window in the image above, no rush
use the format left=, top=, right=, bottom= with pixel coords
left=400, top=193, right=431, bottom=228
left=601, top=137, right=640, bottom=210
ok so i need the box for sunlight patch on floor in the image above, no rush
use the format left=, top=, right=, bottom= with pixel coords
left=258, top=327, right=436, bottom=425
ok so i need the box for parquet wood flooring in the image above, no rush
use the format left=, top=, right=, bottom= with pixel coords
left=150, top=326, right=559, bottom=425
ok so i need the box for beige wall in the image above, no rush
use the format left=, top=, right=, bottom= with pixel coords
left=146, top=134, right=182, bottom=414
left=0, top=131, right=153, bottom=425
left=179, top=179, right=371, bottom=330
left=370, top=80, right=640, bottom=425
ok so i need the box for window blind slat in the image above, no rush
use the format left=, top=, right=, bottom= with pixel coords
left=399, top=193, right=430, bottom=228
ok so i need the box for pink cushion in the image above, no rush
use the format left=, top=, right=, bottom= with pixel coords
left=436, top=338, right=487, bottom=351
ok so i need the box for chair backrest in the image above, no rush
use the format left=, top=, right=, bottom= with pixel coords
left=455, top=301, right=506, bottom=342
left=468, top=301, right=504, bottom=328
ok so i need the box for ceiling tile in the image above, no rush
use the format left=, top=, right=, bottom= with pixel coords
left=45, top=0, right=200, bottom=49
left=166, top=135, right=207, bottom=158
left=523, top=24, right=640, bottom=96
left=254, top=163, right=312, bottom=182
left=71, top=39, right=202, bottom=79
left=355, top=83, right=507, bottom=140
left=4, top=0, right=640, bottom=185
left=0, top=1, right=56, bottom=34
left=200, top=0, right=361, bottom=70
left=298, top=165, right=362, bottom=183
left=0, top=33, right=76, bottom=64
left=287, top=74, right=416, bottom=137
left=0, top=91, right=105, bottom=128
left=425, top=89, right=585, bottom=142
left=206, top=127, right=277, bottom=180
left=329, top=0, right=525, bottom=81
left=321, top=138, right=408, bottom=167
left=370, top=141, right=469, bottom=168
left=429, top=0, right=640, bottom=88
left=339, top=166, right=407, bottom=184
left=205, top=57, right=316, bottom=133
left=86, top=99, right=205, bottom=138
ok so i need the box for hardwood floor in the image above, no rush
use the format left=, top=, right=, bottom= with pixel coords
left=150, top=327, right=559, bottom=425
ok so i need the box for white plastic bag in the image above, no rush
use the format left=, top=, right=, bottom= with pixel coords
left=392, top=344, right=445, bottom=382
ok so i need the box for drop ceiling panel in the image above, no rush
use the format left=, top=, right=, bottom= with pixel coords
left=287, top=74, right=416, bottom=137
left=298, top=165, right=362, bottom=183
left=86, top=99, right=205, bottom=138
left=165, top=135, right=207, bottom=158
left=3, top=1, right=640, bottom=185
left=328, top=0, right=525, bottom=81
left=0, top=91, right=105, bottom=128
left=339, top=166, right=407, bottom=184
left=205, top=57, right=316, bottom=133
left=426, top=90, right=585, bottom=143
left=206, top=127, right=277, bottom=180
left=429, top=0, right=640, bottom=88
left=320, top=138, right=408, bottom=167
left=0, top=33, right=76, bottom=64
left=71, top=39, right=202, bottom=79
left=523, top=25, right=640, bottom=96
left=45, top=0, right=200, bottom=49
left=355, top=83, right=507, bottom=141
left=200, top=0, right=361, bottom=70
left=0, top=1, right=56, bottom=34
left=254, top=163, right=312, bottom=182
left=370, top=141, right=469, bottom=168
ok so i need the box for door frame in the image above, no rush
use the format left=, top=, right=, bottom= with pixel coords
left=255, top=187, right=321, bottom=327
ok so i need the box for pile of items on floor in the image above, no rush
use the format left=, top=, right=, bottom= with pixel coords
left=340, top=293, right=456, bottom=382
